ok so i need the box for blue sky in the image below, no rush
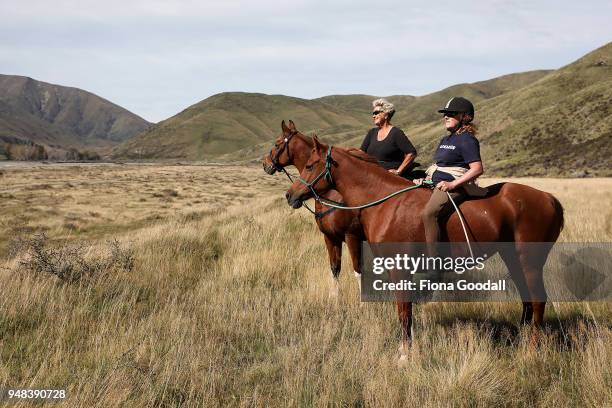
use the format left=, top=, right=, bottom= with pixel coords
left=1, top=0, right=610, bottom=122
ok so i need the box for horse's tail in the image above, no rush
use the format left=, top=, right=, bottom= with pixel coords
left=549, top=194, right=565, bottom=240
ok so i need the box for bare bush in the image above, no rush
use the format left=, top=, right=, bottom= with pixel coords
left=18, top=233, right=134, bottom=283
left=107, top=239, right=135, bottom=272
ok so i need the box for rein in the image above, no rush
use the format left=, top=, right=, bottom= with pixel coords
left=297, top=146, right=433, bottom=210
left=271, top=139, right=473, bottom=256
left=278, top=166, right=318, bottom=217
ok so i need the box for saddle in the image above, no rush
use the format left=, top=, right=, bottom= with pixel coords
left=425, top=164, right=488, bottom=197
left=462, top=183, right=488, bottom=197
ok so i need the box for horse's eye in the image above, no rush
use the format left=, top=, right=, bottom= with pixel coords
left=305, top=164, right=313, bottom=171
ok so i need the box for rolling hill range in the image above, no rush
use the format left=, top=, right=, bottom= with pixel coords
left=0, top=75, right=151, bottom=157
left=129, top=42, right=609, bottom=177
left=112, top=70, right=551, bottom=161
left=5, top=42, right=609, bottom=176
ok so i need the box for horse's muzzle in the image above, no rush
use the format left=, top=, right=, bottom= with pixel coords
left=262, top=160, right=277, bottom=175
left=285, top=191, right=303, bottom=209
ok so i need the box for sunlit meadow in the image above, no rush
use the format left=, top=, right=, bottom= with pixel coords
left=0, top=163, right=610, bottom=407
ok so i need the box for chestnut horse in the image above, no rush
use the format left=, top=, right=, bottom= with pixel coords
left=263, top=120, right=364, bottom=296
left=286, top=136, right=564, bottom=359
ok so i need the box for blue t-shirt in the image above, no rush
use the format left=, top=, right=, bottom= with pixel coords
left=432, top=132, right=481, bottom=183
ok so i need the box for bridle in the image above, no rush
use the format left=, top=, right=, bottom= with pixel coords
left=268, top=130, right=298, bottom=172
left=297, top=145, right=337, bottom=204
left=266, top=130, right=333, bottom=217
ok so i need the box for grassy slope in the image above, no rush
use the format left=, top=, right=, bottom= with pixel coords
left=316, top=70, right=552, bottom=128
left=112, top=93, right=370, bottom=159
left=474, top=43, right=612, bottom=176
left=391, top=43, right=612, bottom=177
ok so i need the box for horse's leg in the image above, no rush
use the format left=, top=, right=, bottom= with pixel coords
left=517, top=244, right=549, bottom=328
left=323, top=234, right=342, bottom=299
left=524, top=266, right=546, bottom=327
left=500, top=249, right=533, bottom=325
left=345, top=233, right=362, bottom=295
left=397, top=301, right=413, bottom=362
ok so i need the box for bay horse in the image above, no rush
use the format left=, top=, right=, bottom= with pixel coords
left=262, top=120, right=364, bottom=296
left=285, top=136, right=564, bottom=359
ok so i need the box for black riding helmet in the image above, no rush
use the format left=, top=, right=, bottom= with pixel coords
left=437, top=97, right=474, bottom=119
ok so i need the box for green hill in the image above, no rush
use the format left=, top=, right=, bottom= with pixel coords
left=211, top=71, right=552, bottom=163
left=112, top=92, right=370, bottom=159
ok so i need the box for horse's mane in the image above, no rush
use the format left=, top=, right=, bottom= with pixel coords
left=292, top=132, right=377, bottom=165
left=343, top=147, right=379, bottom=164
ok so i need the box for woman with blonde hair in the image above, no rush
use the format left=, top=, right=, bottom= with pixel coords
left=360, top=98, right=417, bottom=177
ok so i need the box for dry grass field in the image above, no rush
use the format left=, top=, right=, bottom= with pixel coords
left=0, top=163, right=610, bottom=407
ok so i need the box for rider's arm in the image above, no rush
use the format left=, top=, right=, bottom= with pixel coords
left=451, top=161, right=483, bottom=188
left=394, top=130, right=417, bottom=175
left=360, top=131, right=372, bottom=152
left=397, top=152, right=417, bottom=175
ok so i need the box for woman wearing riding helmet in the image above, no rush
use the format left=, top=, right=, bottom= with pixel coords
left=420, top=97, right=484, bottom=248
left=360, top=98, right=418, bottom=178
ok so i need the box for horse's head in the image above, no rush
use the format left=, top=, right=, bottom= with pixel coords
left=285, top=135, right=335, bottom=209
left=262, top=120, right=299, bottom=175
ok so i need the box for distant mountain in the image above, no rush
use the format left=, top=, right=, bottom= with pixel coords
left=0, top=75, right=151, bottom=155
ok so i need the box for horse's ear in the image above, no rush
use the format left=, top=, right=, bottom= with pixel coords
left=288, top=120, right=296, bottom=130
left=281, top=120, right=290, bottom=135
left=312, top=135, right=323, bottom=152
